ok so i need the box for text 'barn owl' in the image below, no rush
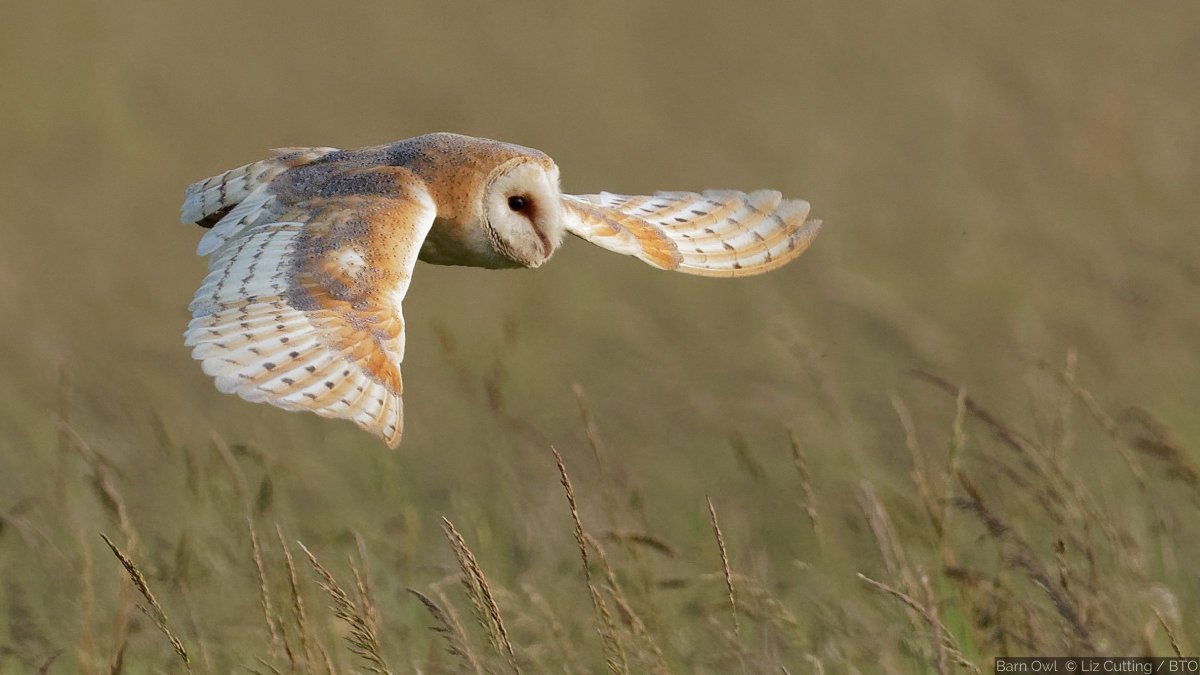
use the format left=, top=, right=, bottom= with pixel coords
left=180, top=133, right=822, bottom=447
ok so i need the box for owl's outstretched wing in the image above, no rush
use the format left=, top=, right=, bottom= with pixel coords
left=561, top=190, right=821, bottom=277
left=184, top=168, right=435, bottom=448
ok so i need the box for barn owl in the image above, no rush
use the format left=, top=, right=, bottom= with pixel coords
left=181, top=133, right=822, bottom=447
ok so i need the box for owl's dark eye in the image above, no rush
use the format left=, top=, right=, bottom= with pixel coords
left=507, top=195, right=528, bottom=212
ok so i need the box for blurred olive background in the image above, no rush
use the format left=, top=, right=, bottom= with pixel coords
left=1, top=1, right=1198, bottom=672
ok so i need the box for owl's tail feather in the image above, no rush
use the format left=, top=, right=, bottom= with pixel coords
left=180, top=147, right=338, bottom=229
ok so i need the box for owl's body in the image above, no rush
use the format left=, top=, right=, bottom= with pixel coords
left=181, top=133, right=821, bottom=447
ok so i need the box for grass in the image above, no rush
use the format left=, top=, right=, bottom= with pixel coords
left=2, top=1, right=1199, bottom=672
left=3, top=360, right=1194, bottom=672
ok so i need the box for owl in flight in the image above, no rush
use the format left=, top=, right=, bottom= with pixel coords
left=181, top=133, right=821, bottom=447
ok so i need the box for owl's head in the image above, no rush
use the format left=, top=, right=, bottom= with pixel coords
left=480, top=156, right=565, bottom=268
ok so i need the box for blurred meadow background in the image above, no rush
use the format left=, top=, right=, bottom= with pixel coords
left=2, top=1, right=1199, bottom=672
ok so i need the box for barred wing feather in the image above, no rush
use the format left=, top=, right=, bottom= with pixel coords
left=562, top=189, right=821, bottom=277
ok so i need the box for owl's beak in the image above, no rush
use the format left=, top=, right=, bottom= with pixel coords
left=532, top=224, right=553, bottom=258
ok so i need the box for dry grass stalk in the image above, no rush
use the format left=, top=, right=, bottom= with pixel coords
left=571, top=383, right=627, bottom=531
left=62, top=427, right=139, bottom=667
left=1, top=591, right=41, bottom=675
left=951, top=470, right=1095, bottom=647
left=572, top=387, right=664, bottom=635
left=912, top=370, right=1042, bottom=468
left=55, top=366, right=72, bottom=517
left=316, top=643, right=337, bottom=675
left=36, top=652, right=61, bottom=675
left=733, top=575, right=802, bottom=636
left=352, top=534, right=382, bottom=643
left=1152, top=607, right=1183, bottom=657
left=856, top=572, right=978, bottom=673
left=890, top=394, right=944, bottom=538
left=1053, top=538, right=1070, bottom=592
left=435, top=586, right=486, bottom=667
left=522, top=584, right=583, bottom=672
left=856, top=479, right=935, bottom=648
left=73, top=528, right=98, bottom=675
left=571, top=383, right=610, bottom=471
left=441, top=522, right=496, bottom=651
left=272, top=609, right=298, bottom=671
left=951, top=471, right=1010, bottom=539
left=856, top=482, right=915, bottom=591
left=1124, top=407, right=1200, bottom=496
left=0, top=504, right=50, bottom=557
left=585, top=533, right=645, bottom=632
left=551, top=447, right=628, bottom=675
left=299, top=542, right=391, bottom=675
left=919, top=574, right=948, bottom=675
left=107, top=641, right=126, bottom=675
left=176, top=580, right=214, bottom=675
left=247, top=517, right=283, bottom=661
left=440, top=517, right=520, bottom=672
left=949, top=388, right=968, bottom=478
left=1007, top=552, right=1091, bottom=647
left=275, top=525, right=316, bottom=670
left=603, top=530, right=677, bottom=558
left=250, top=656, right=284, bottom=674
left=1055, top=349, right=1078, bottom=454
left=706, top=497, right=740, bottom=638
left=212, top=432, right=250, bottom=505
left=1035, top=357, right=1149, bottom=488
left=573, top=384, right=666, bottom=626
left=61, top=424, right=136, bottom=550
left=728, top=433, right=767, bottom=482
left=99, top=534, right=190, bottom=670
left=216, top=434, right=284, bottom=663
left=584, top=532, right=669, bottom=672
left=104, top=555, right=133, bottom=673
left=408, top=588, right=484, bottom=674
left=697, top=570, right=801, bottom=640
left=917, top=371, right=1098, bottom=541
left=698, top=614, right=750, bottom=670
left=787, top=430, right=821, bottom=539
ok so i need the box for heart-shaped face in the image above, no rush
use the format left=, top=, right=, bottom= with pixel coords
left=480, top=156, right=565, bottom=268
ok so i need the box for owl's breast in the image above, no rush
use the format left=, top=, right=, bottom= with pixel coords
left=417, top=217, right=522, bottom=269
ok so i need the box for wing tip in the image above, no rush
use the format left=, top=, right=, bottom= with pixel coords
left=356, top=389, right=404, bottom=449
left=180, top=184, right=206, bottom=224
left=196, top=232, right=227, bottom=256
left=794, top=216, right=823, bottom=246
left=778, top=197, right=811, bottom=219
left=383, top=411, right=404, bottom=449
